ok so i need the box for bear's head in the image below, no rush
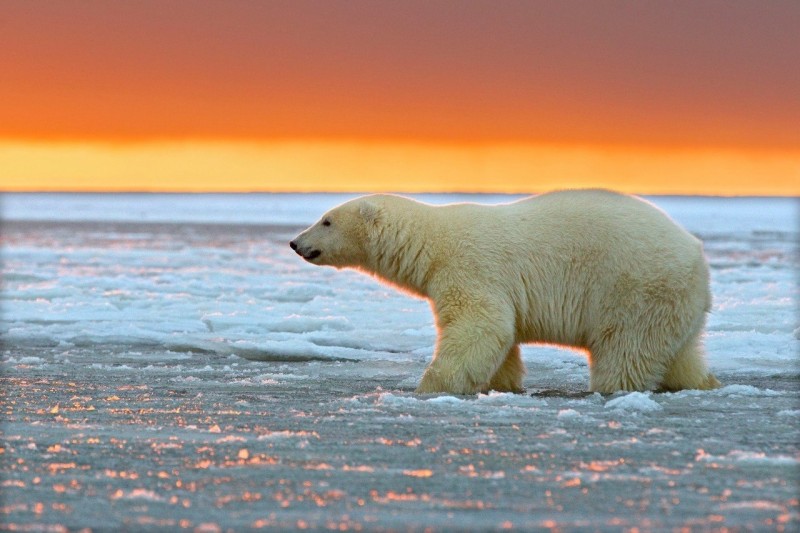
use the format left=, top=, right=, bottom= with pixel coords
left=290, top=197, right=381, bottom=269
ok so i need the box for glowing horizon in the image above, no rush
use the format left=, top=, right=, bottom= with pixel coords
left=1, top=140, right=797, bottom=196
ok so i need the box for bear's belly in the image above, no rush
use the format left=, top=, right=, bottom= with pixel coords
left=514, top=302, right=589, bottom=349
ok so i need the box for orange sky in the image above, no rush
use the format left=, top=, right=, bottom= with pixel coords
left=1, top=1, right=798, bottom=194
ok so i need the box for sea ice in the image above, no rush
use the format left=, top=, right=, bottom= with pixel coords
left=0, top=193, right=797, bottom=530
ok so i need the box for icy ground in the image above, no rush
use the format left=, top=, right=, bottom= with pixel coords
left=1, top=193, right=798, bottom=531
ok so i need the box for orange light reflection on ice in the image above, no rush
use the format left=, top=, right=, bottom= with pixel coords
left=402, top=469, right=433, bottom=478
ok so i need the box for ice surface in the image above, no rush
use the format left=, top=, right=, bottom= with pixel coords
left=1, top=193, right=798, bottom=530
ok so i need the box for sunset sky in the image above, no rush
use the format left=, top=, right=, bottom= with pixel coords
left=1, top=1, right=798, bottom=194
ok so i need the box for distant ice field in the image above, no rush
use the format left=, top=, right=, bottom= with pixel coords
left=2, top=192, right=797, bottom=232
left=2, top=193, right=797, bottom=377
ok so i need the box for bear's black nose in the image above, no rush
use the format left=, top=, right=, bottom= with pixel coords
left=289, top=241, right=298, bottom=251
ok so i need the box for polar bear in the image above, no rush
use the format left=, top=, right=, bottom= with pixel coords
left=290, top=190, right=720, bottom=395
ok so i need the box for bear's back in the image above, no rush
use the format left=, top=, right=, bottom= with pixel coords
left=507, top=189, right=701, bottom=257
left=496, top=190, right=708, bottom=346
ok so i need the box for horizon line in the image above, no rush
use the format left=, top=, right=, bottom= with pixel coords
left=2, top=189, right=797, bottom=199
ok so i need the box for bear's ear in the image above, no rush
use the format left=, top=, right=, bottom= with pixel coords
left=359, top=200, right=380, bottom=224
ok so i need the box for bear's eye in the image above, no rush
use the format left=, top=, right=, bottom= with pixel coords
left=322, top=219, right=331, bottom=227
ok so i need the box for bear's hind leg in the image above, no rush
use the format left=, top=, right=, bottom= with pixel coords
left=485, top=345, right=526, bottom=393
left=659, top=331, right=720, bottom=391
left=589, top=354, right=658, bottom=393
left=588, top=340, right=668, bottom=393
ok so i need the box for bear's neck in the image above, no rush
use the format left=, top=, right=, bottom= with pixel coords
left=364, top=206, right=440, bottom=298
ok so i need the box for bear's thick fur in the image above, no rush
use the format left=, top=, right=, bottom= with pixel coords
left=290, top=190, right=720, bottom=394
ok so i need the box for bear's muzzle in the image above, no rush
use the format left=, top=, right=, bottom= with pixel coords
left=289, top=240, right=321, bottom=262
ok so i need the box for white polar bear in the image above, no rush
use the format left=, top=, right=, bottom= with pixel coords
left=290, top=190, right=720, bottom=395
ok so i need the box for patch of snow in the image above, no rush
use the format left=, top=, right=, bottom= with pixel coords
left=696, top=450, right=799, bottom=466
left=714, top=385, right=784, bottom=397
left=425, top=395, right=465, bottom=405
left=605, top=392, right=662, bottom=412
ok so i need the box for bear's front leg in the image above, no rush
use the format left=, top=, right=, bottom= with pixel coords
left=416, top=310, right=514, bottom=395
left=485, top=345, right=526, bottom=393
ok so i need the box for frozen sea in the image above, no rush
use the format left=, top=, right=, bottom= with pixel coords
left=1, top=192, right=798, bottom=531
